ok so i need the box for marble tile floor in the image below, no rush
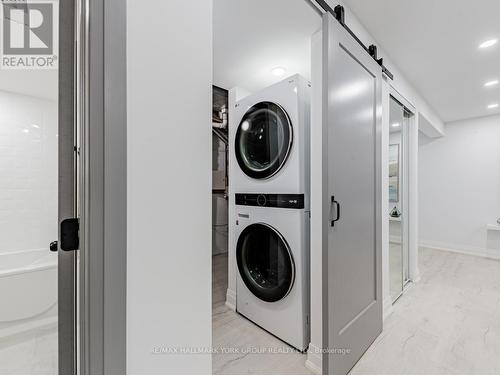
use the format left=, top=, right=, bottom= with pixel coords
left=213, top=248, right=500, bottom=375
left=212, top=253, right=313, bottom=375
left=4, top=247, right=497, bottom=375
left=350, top=247, right=500, bottom=375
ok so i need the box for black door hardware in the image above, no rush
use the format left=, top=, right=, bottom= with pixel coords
left=331, top=196, right=340, bottom=227
left=314, top=3, right=394, bottom=80
left=49, top=241, right=58, bottom=252
left=60, top=218, right=80, bottom=251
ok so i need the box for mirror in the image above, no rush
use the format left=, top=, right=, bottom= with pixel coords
left=389, top=97, right=405, bottom=302
left=389, top=144, right=399, bottom=202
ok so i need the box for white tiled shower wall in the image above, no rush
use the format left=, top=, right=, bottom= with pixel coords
left=0, top=90, right=58, bottom=254
left=0, top=91, right=59, bottom=375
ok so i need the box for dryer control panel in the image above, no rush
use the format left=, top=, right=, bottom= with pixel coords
left=235, top=193, right=304, bottom=209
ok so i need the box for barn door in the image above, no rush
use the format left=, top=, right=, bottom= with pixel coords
left=323, top=11, right=383, bottom=375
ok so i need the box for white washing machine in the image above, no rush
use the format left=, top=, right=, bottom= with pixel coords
left=235, top=193, right=310, bottom=351
left=230, top=74, right=311, bottom=207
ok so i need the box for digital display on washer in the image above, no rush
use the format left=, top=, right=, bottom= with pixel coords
left=235, top=101, right=293, bottom=180
left=235, top=193, right=304, bottom=209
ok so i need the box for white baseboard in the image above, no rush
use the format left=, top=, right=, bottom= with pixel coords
left=305, top=343, right=322, bottom=375
left=419, top=242, right=500, bottom=261
left=225, top=288, right=236, bottom=311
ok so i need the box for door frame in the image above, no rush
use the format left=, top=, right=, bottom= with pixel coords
left=58, top=0, right=77, bottom=372
left=58, top=0, right=127, bottom=373
left=387, top=93, right=411, bottom=303
left=388, top=86, right=419, bottom=286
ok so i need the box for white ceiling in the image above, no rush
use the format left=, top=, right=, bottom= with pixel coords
left=213, top=0, right=321, bottom=93
left=343, top=0, right=500, bottom=122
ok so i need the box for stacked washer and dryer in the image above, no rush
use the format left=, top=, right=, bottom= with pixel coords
left=229, top=74, right=311, bottom=351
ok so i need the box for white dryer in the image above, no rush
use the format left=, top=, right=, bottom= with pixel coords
left=230, top=75, right=311, bottom=207
left=235, top=193, right=310, bottom=351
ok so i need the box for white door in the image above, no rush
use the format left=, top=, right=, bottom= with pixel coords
left=323, top=12, right=383, bottom=375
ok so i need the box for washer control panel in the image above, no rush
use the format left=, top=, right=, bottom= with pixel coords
left=235, top=193, right=304, bottom=209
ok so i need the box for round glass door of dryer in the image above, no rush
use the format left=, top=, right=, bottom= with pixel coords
left=235, top=101, right=293, bottom=179
left=236, top=223, right=295, bottom=302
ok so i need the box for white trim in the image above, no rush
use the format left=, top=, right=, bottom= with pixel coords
left=389, top=84, right=416, bottom=114
left=309, top=29, right=324, bottom=371
left=307, top=0, right=325, bottom=15
left=420, top=242, right=500, bottom=261
left=487, top=224, right=500, bottom=231
left=225, top=288, right=236, bottom=311
left=391, top=90, right=419, bottom=284
left=305, top=343, right=322, bottom=375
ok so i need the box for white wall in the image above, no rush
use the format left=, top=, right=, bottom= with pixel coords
left=126, top=1, right=212, bottom=374
left=419, top=115, right=500, bottom=257
left=0, top=91, right=57, bottom=255
left=226, top=86, right=252, bottom=310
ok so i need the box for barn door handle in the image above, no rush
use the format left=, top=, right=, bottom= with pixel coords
left=330, top=196, right=340, bottom=227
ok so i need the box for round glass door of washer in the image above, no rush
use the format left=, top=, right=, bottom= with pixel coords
left=235, top=101, right=293, bottom=179
left=236, top=223, right=295, bottom=302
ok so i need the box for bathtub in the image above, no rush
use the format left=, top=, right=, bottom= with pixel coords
left=0, top=249, right=58, bottom=339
